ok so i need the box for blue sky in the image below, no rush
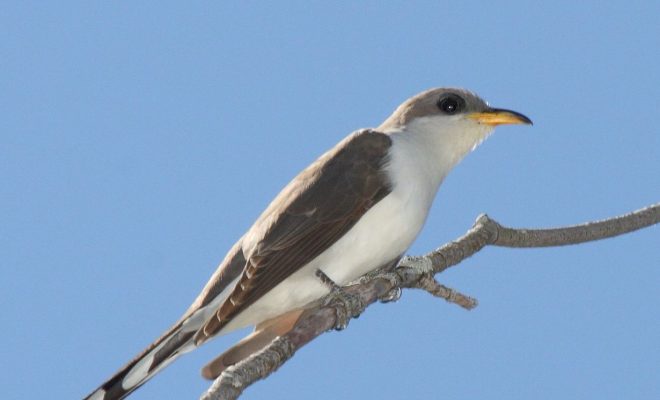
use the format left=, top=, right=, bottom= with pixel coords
left=2, top=2, right=659, bottom=399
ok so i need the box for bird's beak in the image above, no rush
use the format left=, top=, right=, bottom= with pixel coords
left=468, top=108, right=533, bottom=126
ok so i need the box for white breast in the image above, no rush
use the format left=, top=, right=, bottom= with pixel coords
left=202, top=115, right=494, bottom=335
left=220, top=130, right=444, bottom=334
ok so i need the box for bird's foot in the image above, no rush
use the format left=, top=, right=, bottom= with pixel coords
left=355, top=271, right=402, bottom=303
left=376, top=272, right=402, bottom=303
left=316, top=269, right=364, bottom=331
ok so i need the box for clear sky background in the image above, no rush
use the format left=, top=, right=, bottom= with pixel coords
left=2, top=2, right=659, bottom=399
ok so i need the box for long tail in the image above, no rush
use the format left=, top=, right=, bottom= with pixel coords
left=84, top=321, right=197, bottom=400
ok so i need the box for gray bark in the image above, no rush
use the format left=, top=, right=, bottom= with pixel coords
left=201, top=202, right=659, bottom=400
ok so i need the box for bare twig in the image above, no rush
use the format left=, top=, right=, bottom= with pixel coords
left=201, top=202, right=659, bottom=400
left=412, top=274, right=478, bottom=310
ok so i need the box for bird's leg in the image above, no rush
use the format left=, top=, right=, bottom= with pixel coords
left=315, top=269, right=363, bottom=331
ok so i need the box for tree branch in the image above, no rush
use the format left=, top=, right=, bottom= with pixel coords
left=201, top=202, right=659, bottom=400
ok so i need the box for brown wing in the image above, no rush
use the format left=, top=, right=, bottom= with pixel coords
left=194, top=129, right=392, bottom=344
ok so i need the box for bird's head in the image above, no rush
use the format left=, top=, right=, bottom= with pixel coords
left=378, top=88, right=532, bottom=166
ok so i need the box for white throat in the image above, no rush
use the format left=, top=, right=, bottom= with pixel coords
left=383, top=115, right=494, bottom=197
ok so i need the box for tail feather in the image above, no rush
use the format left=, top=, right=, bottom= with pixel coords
left=201, top=308, right=304, bottom=380
left=84, top=321, right=196, bottom=400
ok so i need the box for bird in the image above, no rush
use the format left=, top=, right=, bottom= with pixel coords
left=85, top=87, right=532, bottom=400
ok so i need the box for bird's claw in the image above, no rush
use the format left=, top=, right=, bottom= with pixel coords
left=322, top=286, right=364, bottom=331
left=356, top=271, right=402, bottom=303
left=316, top=269, right=364, bottom=331
left=379, top=285, right=401, bottom=303
left=316, top=269, right=364, bottom=330
left=374, top=272, right=402, bottom=303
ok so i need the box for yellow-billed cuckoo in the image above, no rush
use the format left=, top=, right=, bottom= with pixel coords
left=86, top=88, right=532, bottom=400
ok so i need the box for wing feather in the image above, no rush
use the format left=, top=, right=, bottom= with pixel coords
left=195, top=130, right=392, bottom=343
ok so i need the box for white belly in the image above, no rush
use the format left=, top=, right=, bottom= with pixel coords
left=219, top=129, right=450, bottom=334
left=220, top=186, right=433, bottom=333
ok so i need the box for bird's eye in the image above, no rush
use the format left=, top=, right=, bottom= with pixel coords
left=437, top=95, right=464, bottom=115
